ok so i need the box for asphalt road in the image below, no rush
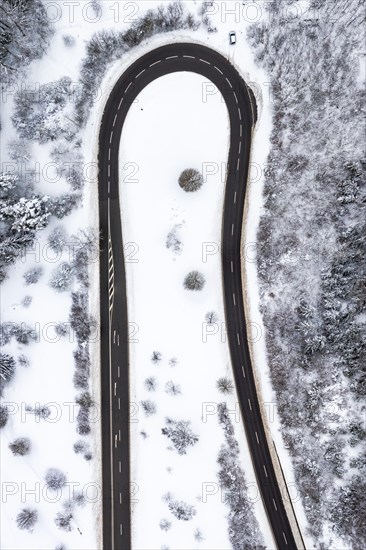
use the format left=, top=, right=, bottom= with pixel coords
left=98, top=43, right=298, bottom=550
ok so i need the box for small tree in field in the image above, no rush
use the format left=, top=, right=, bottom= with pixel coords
left=16, top=508, right=38, bottom=531
left=217, top=377, right=234, bottom=395
left=178, top=168, right=203, bottom=192
left=184, top=271, right=205, bottom=291
left=45, top=468, right=66, bottom=491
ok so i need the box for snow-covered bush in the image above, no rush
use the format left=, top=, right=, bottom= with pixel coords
left=162, top=418, right=199, bottom=455
left=9, top=437, right=31, bottom=456
left=48, top=226, right=68, bottom=254
left=63, top=35, right=75, bottom=47
left=70, top=292, right=91, bottom=343
left=16, top=508, right=38, bottom=531
left=45, top=468, right=66, bottom=491
left=151, top=351, right=162, bottom=363
left=166, top=496, right=196, bottom=521
left=12, top=77, right=77, bottom=143
left=216, top=377, right=234, bottom=395
left=194, top=528, right=204, bottom=542
left=23, top=266, right=43, bottom=285
left=49, top=262, right=74, bottom=293
left=0, top=196, right=50, bottom=233
left=48, top=194, right=81, bottom=219
left=165, top=380, right=181, bottom=396
left=159, top=518, right=171, bottom=531
left=178, top=168, right=203, bottom=192
left=0, top=404, right=8, bottom=428
left=140, top=400, right=157, bottom=417
left=73, top=491, right=86, bottom=508
left=73, top=440, right=88, bottom=455
left=54, top=512, right=73, bottom=532
left=55, top=323, right=69, bottom=338
left=183, top=271, right=205, bottom=291
left=166, top=224, right=183, bottom=254
left=0, top=173, right=17, bottom=197
left=21, top=295, right=32, bottom=308
left=75, top=392, right=93, bottom=435
left=144, top=377, right=157, bottom=392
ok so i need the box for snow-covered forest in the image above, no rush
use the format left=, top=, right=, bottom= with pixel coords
left=247, top=1, right=366, bottom=547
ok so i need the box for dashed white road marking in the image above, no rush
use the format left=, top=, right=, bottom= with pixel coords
left=199, top=58, right=211, bottom=64
left=118, top=429, right=121, bottom=442
left=108, top=149, right=111, bottom=161
left=117, top=334, right=120, bottom=347
left=273, top=498, right=278, bottom=511
left=113, top=330, right=116, bottom=344
left=233, top=92, right=238, bottom=103
left=233, top=293, right=236, bottom=306
left=118, top=97, right=123, bottom=110
left=113, top=113, right=117, bottom=126
left=135, top=68, right=146, bottom=78
left=237, top=158, right=240, bottom=170
left=114, top=382, right=117, bottom=396
left=238, top=107, right=242, bottom=120
left=109, top=131, right=113, bottom=144
left=149, top=59, right=162, bottom=67
left=248, top=398, right=252, bottom=411
left=214, top=65, right=223, bottom=74
left=283, top=533, right=288, bottom=545
left=225, top=77, right=233, bottom=88
left=119, top=460, right=121, bottom=473
left=125, top=82, right=132, bottom=93
left=234, top=191, right=237, bottom=204
left=120, top=524, right=123, bottom=536
left=237, top=333, right=240, bottom=346
left=119, top=493, right=122, bottom=504
left=240, top=124, right=243, bottom=137
left=108, top=180, right=110, bottom=194
left=183, top=55, right=195, bottom=59
left=118, top=397, right=121, bottom=410
left=255, top=431, right=259, bottom=444
left=117, top=366, right=120, bottom=378
left=114, top=435, right=117, bottom=448
left=238, top=141, right=242, bottom=154
left=242, top=365, right=246, bottom=378
left=165, top=55, right=178, bottom=59
left=108, top=165, right=111, bottom=177
left=231, top=223, right=234, bottom=236
left=231, top=260, right=234, bottom=272
left=263, top=464, right=268, bottom=477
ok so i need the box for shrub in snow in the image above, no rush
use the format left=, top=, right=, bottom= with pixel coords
left=72, top=345, right=90, bottom=390
left=73, top=440, right=88, bottom=455
left=70, top=292, right=91, bottom=343
left=0, top=404, right=8, bottom=428
left=49, top=262, right=74, bottom=293
left=55, top=323, right=68, bottom=338
left=205, top=311, right=218, bottom=324
left=144, top=377, right=157, bottom=391
left=73, top=491, right=86, bottom=508
left=169, top=357, right=178, bottom=367
left=151, top=351, right=162, bottom=363
left=12, top=77, right=77, bottom=143
left=162, top=418, right=199, bottom=455
left=76, top=406, right=91, bottom=435
left=183, top=271, right=205, bottom=291
left=16, top=508, right=38, bottom=531
left=8, top=139, right=31, bottom=163
left=0, top=353, right=16, bottom=389
left=178, top=168, right=203, bottom=192
left=73, top=368, right=89, bottom=390
left=55, top=545, right=67, bottom=550
left=55, top=512, right=73, bottom=532
left=22, top=295, right=32, bottom=308
left=13, top=325, right=38, bottom=345
left=48, top=194, right=81, bottom=219
left=9, top=437, right=31, bottom=456
left=84, top=452, right=93, bottom=461
left=48, top=226, right=68, bottom=254
left=165, top=381, right=182, bottom=396
left=18, top=355, right=29, bottom=368
left=141, top=400, right=156, bottom=417
left=159, top=518, right=172, bottom=531
left=0, top=173, right=17, bottom=197
left=76, top=391, right=93, bottom=409
left=63, top=35, right=75, bottom=47
left=45, top=468, right=66, bottom=491
left=32, top=404, right=51, bottom=420
left=217, top=377, right=234, bottom=395
left=23, top=266, right=43, bottom=285
left=166, top=225, right=183, bottom=254
left=194, top=528, right=204, bottom=542
left=167, top=498, right=196, bottom=521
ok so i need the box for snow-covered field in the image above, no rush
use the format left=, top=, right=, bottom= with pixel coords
left=0, top=1, right=321, bottom=548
